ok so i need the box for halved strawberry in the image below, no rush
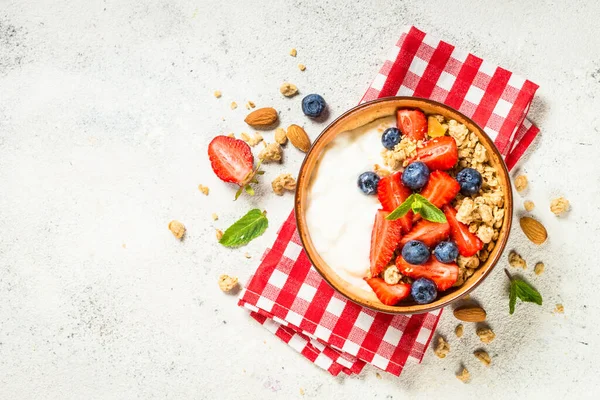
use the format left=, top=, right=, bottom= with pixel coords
left=419, top=170, right=460, bottom=209
left=370, top=210, right=403, bottom=277
left=410, top=136, right=458, bottom=171
left=365, top=277, right=411, bottom=306
left=208, top=136, right=254, bottom=185
left=442, top=205, right=484, bottom=257
left=399, top=219, right=450, bottom=249
left=396, top=256, right=459, bottom=291
left=377, top=172, right=413, bottom=233
left=397, top=109, right=427, bottom=141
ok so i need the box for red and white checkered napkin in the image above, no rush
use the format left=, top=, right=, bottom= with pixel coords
left=238, top=26, right=540, bottom=376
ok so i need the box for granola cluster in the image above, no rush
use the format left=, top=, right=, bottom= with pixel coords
left=381, top=136, right=421, bottom=170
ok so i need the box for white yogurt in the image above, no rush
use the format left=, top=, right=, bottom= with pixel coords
left=305, top=116, right=396, bottom=292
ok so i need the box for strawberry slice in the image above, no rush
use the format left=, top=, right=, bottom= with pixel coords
left=410, top=136, right=458, bottom=171
left=397, top=109, right=427, bottom=141
left=396, top=256, right=459, bottom=291
left=399, top=219, right=450, bottom=249
left=442, top=205, right=484, bottom=257
left=377, top=172, right=413, bottom=233
left=370, top=210, right=403, bottom=277
left=365, top=277, right=411, bottom=306
left=208, top=136, right=254, bottom=185
left=419, top=170, right=460, bottom=209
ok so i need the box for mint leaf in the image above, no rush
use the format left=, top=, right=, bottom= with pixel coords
left=219, top=209, right=268, bottom=247
left=414, top=194, right=447, bottom=223
left=386, top=194, right=416, bottom=220
left=505, top=269, right=542, bottom=314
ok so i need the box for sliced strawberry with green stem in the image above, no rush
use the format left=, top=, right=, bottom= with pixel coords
left=399, top=219, right=450, bottom=249
left=443, top=204, right=484, bottom=257
left=370, top=210, right=403, bottom=277
left=409, top=136, right=458, bottom=171
left=397, top=109, right=428, bottom=141
left=377, top=172, right=413, bottom=233
left=396, top=256, right=459, bottom=291
left=365, top=277, right=411, bottom=306
left=208, top=135, right=254, bottom=185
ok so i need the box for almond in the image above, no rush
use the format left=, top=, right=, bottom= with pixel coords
left=286, top=124, right=311, bottom=152
left=453, top=306, right=487, bottom=322
left=244, top=107, right=278, bottom=127
left=520, top=216, right=547, bottom=245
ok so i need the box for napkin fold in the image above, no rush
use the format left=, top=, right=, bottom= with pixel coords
left=239, top=26, right=539, bottom=376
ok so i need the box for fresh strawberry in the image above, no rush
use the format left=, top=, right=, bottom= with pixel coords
left=208, top=135, right=254, bottom=185
left=397, top=109, right=427, bottom=141
left=370, top=210, right=403, bottom=276
left=442, top=205, right=484, bottom=257
left=377, top=172, right=413, bottom=233
left=365, top=277, right=411, bottom=306
left=419, top=170, right=460, bottom=209
left=396, top=256, right=459, bottom=291
left=399, top=219, right=450, bottom=249
left=410, top=136, right=458, bottom=171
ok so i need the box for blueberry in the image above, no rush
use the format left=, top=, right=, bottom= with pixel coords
left=357, top=172, right=380, bottom=195
left=433, top=241, right=459, bottom=263
left=456, top=168, right=483, bottom=196
left=381, top=127, right=401, bottom=150
left=301, top=94, right=326, bottom=117
left=401, top=240, right=430, bottom=265
left=411, top=278, right=437, bottom=304
left=402, top=161, right=430, bottom=190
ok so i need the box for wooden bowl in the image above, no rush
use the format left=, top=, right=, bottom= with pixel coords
left=294, top=97, right=513, bottom=314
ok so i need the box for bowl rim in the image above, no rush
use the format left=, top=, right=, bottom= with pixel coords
left=294, top=96, right=513, bottom=315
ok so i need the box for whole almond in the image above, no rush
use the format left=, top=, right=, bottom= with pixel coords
left=453, top=306, right=487, bottom=322
left=520, top=216, right=548, bottom=245
left=286, top=124, right=311, bottom=152
left=244, top=107, right=278, bottom=127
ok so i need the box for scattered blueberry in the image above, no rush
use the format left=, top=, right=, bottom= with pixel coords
left=401, top=240, right=430, bottom=265
left=456, top=168, right=483, bottom=196
left=301, top=94, right=326, bottom=117
left=381, top=127, right=401, bottom=150
left=433, top=241, right=459, bottom=263
left=357, top=172, right=380, bottom=195
left=402, top=161, right=430, bottom=190
left=411, top=278, right=437, bottom=304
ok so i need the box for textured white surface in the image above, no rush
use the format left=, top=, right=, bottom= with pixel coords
left=0, top=0, right=599, bottom=399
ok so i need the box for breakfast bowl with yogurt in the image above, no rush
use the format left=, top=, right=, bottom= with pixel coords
left=295, top=97, right=513, bottom=314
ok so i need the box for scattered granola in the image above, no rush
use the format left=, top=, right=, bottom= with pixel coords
left=275, top=127, right=288, bottom=145
left=455, top=324, right=464, bottom=338
left=245, top=101, right=256, bottom=110
left=244, top=252, right=251, bottom=259
left=434, top=337, right=450, bottom=358
left=299, top=388, right=305, bottom=396
left=555, top=304, right=564, bottom=313
left=534, top=262, right=545, bottom=275
left=168, top=220, right=186, bottom=239
left=212, top=213, right=219, bottom=221
left=476, top=327, right=496, bottom=344
left=214, top=90, right=222, bottom=98
left=298, top=63, right=306, bottom=71
left=230, top=101, right=238, bottom=110
left=290, top=48, right=297, bottom=57
left=456, top=368, right=470, bottom=383
left=198, top=184, right=210, bottom=195
left=259, top=142, right=283, bottom=162
left=514, top=175, right=528, bottom=192
left=509, top=251, right=527, bottom=269
left=280, top=82, right=299, bottom=97
left=240, top=132, right=264, bottom=147
left=227, top=133, right=235, bottom=138
left=383, top=265, right=401, bottom=285
left=524, top=200, right=535, bottom=211
left=474, top=350, right=491, bottom=366
left=216, top=229, right=224, bottom=241
left=271, top=173, right=296, bottom=195
left=550, top=197, right=570, bottom=216
left=218, top=274, right=239, bottom=292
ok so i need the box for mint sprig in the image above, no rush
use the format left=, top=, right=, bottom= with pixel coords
left=219, top=209, right=268, bottom=247
left=505, top=269, right=543, bottom=314
left=386, top=193, right=446, bottom=223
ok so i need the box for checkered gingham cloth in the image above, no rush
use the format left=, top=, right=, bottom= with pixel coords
left=238, top=26, right=540, bottom=376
